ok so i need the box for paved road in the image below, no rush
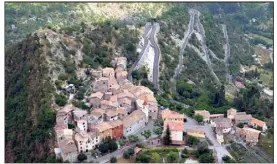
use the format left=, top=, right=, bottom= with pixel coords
left=94, top=144, right=133, bottom=163
left=194, top=9, right=221, bottom=85
left=149, top=23, right=161, bottom=89
left=173, top=9, right=196, bottom=80
left=128, top=22, right=152, bottom=82
left=184, top=117, right=232, bottom=163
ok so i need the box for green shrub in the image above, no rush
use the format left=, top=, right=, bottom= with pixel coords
left=55, top=93, right=67, bottom=106
left=58, top=73, right=69, bottom=81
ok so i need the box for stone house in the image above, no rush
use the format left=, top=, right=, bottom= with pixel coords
left=163, top=120, right=184, bottom=145
left=87, top=92, right=104, bottom=108
left=138, top=93, right=158, bottom=119
left=161, top=108, right=185, bottom=122
left=56, top=104, right=74, bottom=127
left=211, top=118, right=232, bottom=134
left=234, top=114, right=252, bottom=125
left=123, top=110, right=146, bottom=136
left=105, top=110, right=119, bottom=121
left=103, top=92, right=113, bottom=100
left=227, top=108, right=237, bottom=120
left=77, top=119, right=87, bottom=131
left=115, top=69, right=128, bottom=81
left=95, top=122, right=113, bottom=141
left=135, top=99, right=149, bottom=123
left=194, top=110, right=210, bottom=122
left=147, top=137, right=161, bottom=145
left=55, top=125, right=73, bottom=143
left=93, top=77, right=109, bottom=93
left=129, top=86, right=153, bottom=98
left=59, top=139, right=78, bottom=162
left=244, top=127, right=261, bottom=145
left=235, top=127, right=261, bottom=145
left=117, top=107, right=127, bottom=119
left=118, top=97, right=133, bottom=114
left=108, top=120, right=124, bottom=139
left=87, top=111, right=103, bottom=127
left=250, top=117, right=267, bottom=131
left=74, top=131, right=94, bottom=153
left=91, top=69, right=102, bottom=78
left=73, top=109, right=88, bottom=122
left=209, top=114, right=224, bottom=120
left=108, top=77, right=120, bottom=92
left=88, top=130, right=101, bottom=148
left=101, top=99, right=118, bottom=110
left=102, top=67, right=115, bottom=77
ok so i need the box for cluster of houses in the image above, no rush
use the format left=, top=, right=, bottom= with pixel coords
left=193, top=108, right=267, bottom=146
left=54, top=57, right=159, bottom=162
left=161, top=109, right=186, bottom=145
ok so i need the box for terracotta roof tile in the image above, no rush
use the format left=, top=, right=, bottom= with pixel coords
left=123, top=110, right=146, bottom=127
left=164, top=121, right=184, bottom=131
left=161, top=109, right=185, bottom=119
left=89, top=92, right=104, bottom=99
left=59, top=139, right=77, bottom=154
left=251, top=117, right=266, bottom=127
left=95, top=122, right=112, bottom=132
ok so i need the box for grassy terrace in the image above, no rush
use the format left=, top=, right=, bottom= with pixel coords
left=258, top=133, right=274, bottom=157
left=227, top=142, right=273, bottom=163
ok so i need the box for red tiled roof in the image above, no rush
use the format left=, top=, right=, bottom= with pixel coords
left=164, top=121, right=184, bottom=131
left=251, top=117, right=266, bottom=127
left=162, top=109, right=185, bottom=119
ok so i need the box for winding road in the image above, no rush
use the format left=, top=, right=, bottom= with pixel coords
left=194, top=9, right=221, bottom=85
left=128, top=22, right=161, bottom=90
left=149, top=23, right=161, bottom=89
left=173, top=9, right=196, bottom=80
left=128, top=22, right=152, bottom=82
left=222, top=24, right=238, bottom=91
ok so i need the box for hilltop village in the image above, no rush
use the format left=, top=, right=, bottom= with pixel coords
left=54, top=57, right=268, bottom=163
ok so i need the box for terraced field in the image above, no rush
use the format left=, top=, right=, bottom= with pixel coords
left=227, top=143, right=273, bottom=163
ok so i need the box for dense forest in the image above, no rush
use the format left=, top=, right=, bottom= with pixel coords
left=5, top=34, right=56, bottom=162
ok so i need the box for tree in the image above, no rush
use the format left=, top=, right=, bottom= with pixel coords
left=154, top=128, right=162, bottom=136
left=99, top=142, right=109, bottom=154
left=182, top=148, right=188, bottom=154
left=110, top=156, right=117, bottom=163
left=136, top=153, right=151, bottom=163
left=128, top=148, right=135, bottom=156
left=163, top=125, right=172, bottom=145
left=128, top=135, right=139, bottom=143
left=197, top=141, right=209, bottom=155
left=186, top=136, right=199, bottom=146
left=151, top=152, right=161, bottom=163
left=55, top=93, right=67, bottom=106
left=77, top=153, right=87, bottom=162
left=132, top=70, right=140, bottom=80
left=194, top=114, right=204, bottom=123
left=141, top=130, right=152, bottom=139
left=199, top=153, right=214, bottom=163
left=123, top=151, right=130, bottom=159
left=222, top=155, right=236, bottom=163
left=237, top=123, right=244, bottom=128
left=167, top=151, right=178, bottom=163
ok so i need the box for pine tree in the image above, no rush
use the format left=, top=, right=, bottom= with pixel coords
left=163, top=125, right=172, bottom=145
